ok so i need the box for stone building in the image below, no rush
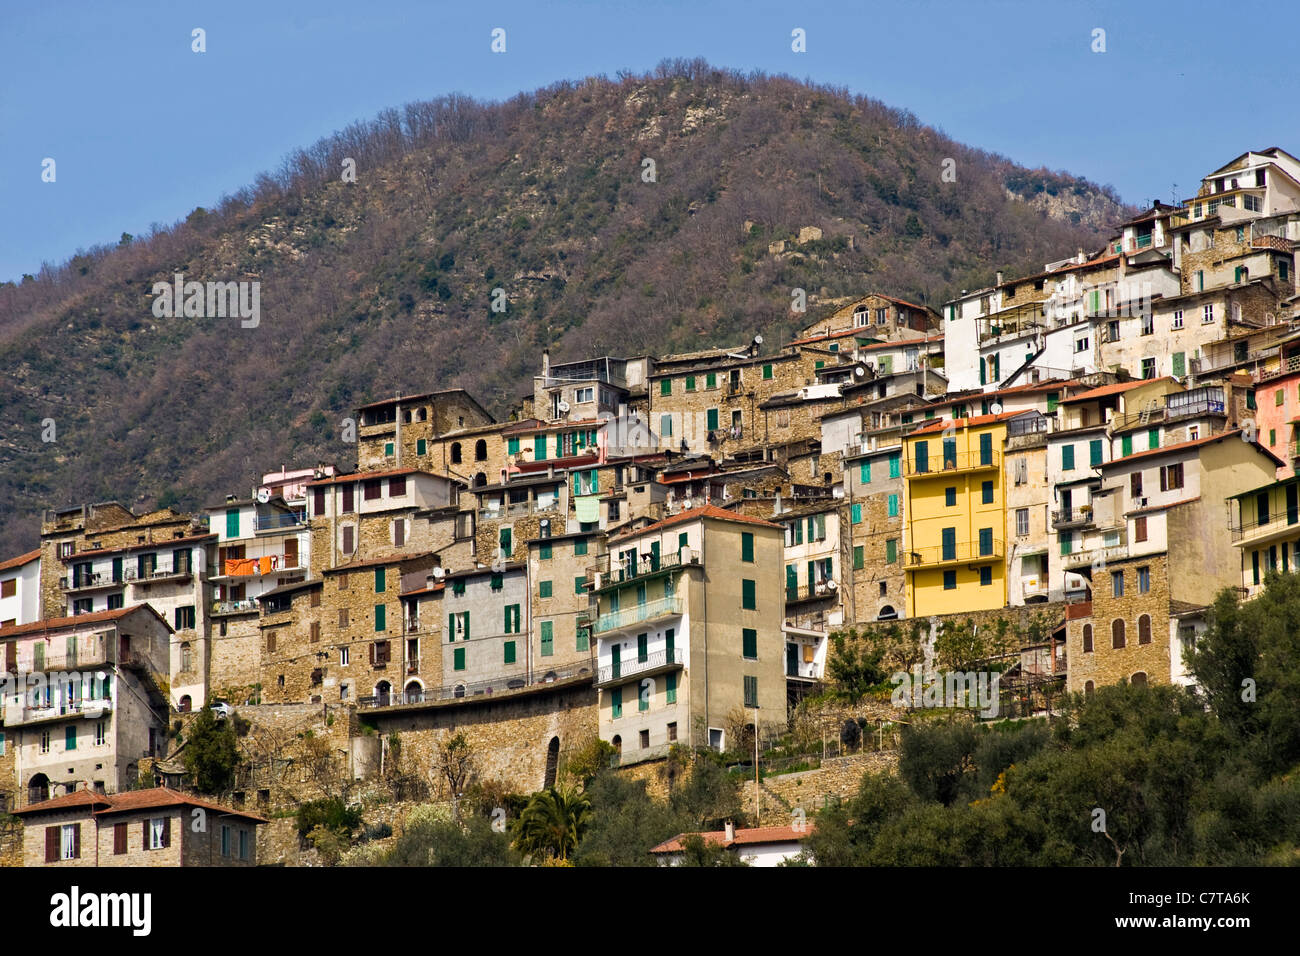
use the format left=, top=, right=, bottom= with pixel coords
left=355, top=389, right=496, bottom=472
left=844, top=441, right=907, bottom=624
left=13, top=787, right=265, bottom=867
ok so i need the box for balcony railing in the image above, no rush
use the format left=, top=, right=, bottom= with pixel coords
left=479, top=499, right=560, bottom=521
left=357, top=656, right=596, bottom=709
left=905, top=539, right=1004, bottom=567
left=60, top=572, right=123, bottom=592
left=586, top=548, right=699, bottom=592
left=905, top=450, right=1000, bottom=476
left=1256, top=353, right=1300, bottom=383
left=1229, top=509, right=1300, bottom=543
left=218, top=557, right=302, bottom=577
left=596, top=647, right=683, bottom=686
left=3, top=697, right=114, bottom=727
left=1051, top=507, right=1096, bottom=530
left=1063, top=541, right=1130, bottom=569
left=211, top=599, right=260, bottom=615
left=254, top=511, right=307, bottom=531
left=785, top=581, right=839, bottom=604
left=594, top=595, right=685, bottom=636
left=123, top=563, right=193, bottom=582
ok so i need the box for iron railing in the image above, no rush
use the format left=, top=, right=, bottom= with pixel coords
left=356, top=656, right=596, bottom=709
left=597, top=647, right=682, bottom=685
left=594, top=596, right=684, bottom=635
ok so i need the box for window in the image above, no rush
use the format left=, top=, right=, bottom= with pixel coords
left=1203, top=304, right=1214, bottom=324
left=174, top=605, right=195, bottom=631
left=945, top=487, right=957, bottom=507
left=1141, top=357, right=1156, bottom=379
left=853, top=545, right=864, bottom=570
left=1082, top=624, right=1093, bottom=653
left=762, top=364, right=773, bottom=380
left=660, top=414, right=673, bottom=438
left=707, top=408, right=719, bottom=432
left=1112, top=620, right=1126, bottom=649
left=40, top=730, right=50, bottom=754
left=859, top=461, right=871, bottom=484
left=148, top=817, right=169, bottom=850
left=887, top=494, right=899, bottom=518
left=667, top=720, right=678, bottom=741
left=340, top=646, right=349, bottom=666
left=741, top=532, right=754, bottom=562
left=503, top=640, right=516, bottom=665
left=943, top=570, right=956, bottom=590
left=1016, top=508, right=1029, bottom=536
left=65, top=726, right=77, bottom=751
left=1075, top=337, right=1089, bottom=353
left=504, top=604, right=521, bottom=634
left=685, top=375, right=696, bottom=392
left=574, top=538, right=588, bottom=557
left=889, top=454, right=901, bottom=479
left=1160, top=462, right=1184, bottom=491
left=743, top=676, right=758, bottom=708
left=453, top=647, right=466, bottom=671
left=1141, top=314, right=1154, bottom=336
left=1111, top=571, right=1124, bottom=597
left=1171, top=309, right=1184, bottom=330
left=611, top=687, right=622, bottom=719
left=660, top=379, right=672, bottom=396
left=742, top=628, right=757, bottom=660
left=1061, top=444, right=1075, bottom=471
left=448, top=611, right=470, bottom=641
left=539, top=580, right=552, bottom=598
left=851, top=502, right=862, bottom=524
left=1134, top=516, right=1148, bottom=542
left=574, top=576, right=586, bottom=595
left=941, top=527, right=956, bottom=561
left=1137, top=566, right=1150, bottom=593
left=1090, top=439, right=1103, bottom=467
left=886, top=539, right=898, bottom=564
left=982, top=480, right=994, bottom=504
left=741, top=579, right=756, bottom=610
left=978, top=527, right=994, bottom=556
left=1121, top=435, right=1133, bottom=457
left=1138, top=614, right=1152, bottom=645
left=374, top=604, right=386, bottom=632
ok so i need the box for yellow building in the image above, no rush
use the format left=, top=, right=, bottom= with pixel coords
left=903, top=414, right=1016, bottom=617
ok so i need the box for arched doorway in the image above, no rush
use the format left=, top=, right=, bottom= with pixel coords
left=544, top=736, right=560, bottom=789
left=375, top=681, right=391, bottom=707
left=28, top=774, right=50, bottom=805
left=404, top=680, right=423, bottom=704
left=473, top=472, right=487, bottom=488
left=475, top=439, right=487, bottom=462
left=1130, top=672, right=1148, bottom=687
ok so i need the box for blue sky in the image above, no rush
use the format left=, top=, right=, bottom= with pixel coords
left=3, top=0, right=1298, bottom=282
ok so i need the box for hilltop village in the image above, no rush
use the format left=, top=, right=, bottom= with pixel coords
left=4, top=148, right=1300, bottom=865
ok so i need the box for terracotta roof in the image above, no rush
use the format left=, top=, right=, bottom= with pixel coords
left=1100, top=429, right=1282, bottom=467
left=906, top=409, right=1031, bottom=437
left=651, top=824, right=815, bottom=854
left=610, top=504, right=782, bottom=540
left=0, top=604, right=168, bottom=640
left=10, top=790, right=115, bottom=816
left=354, top=392, right=435, bottom=410
left=91, top=787, right=267, bottom=823
left=1061, top=377, right=1171, bottom=404
left=0, top=549, right=40, bottom=574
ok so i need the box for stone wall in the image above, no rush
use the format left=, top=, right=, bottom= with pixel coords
left=1066, top=553, right=1170, bottom=693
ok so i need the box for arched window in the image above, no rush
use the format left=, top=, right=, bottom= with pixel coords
left=1082, top=624, right=1093, bottom=653
left=475, top=439, right=487, bottom=461
left=544, top=736, right=560, bottom=789
left=1112, top=619, right=1126, bottom=649
left=877, top=605, right=898, bottom=621
left=28, top=773, right=50, bottom=805
left=611, top=735, right=622, bottom=757
left=417, top=407, right=428, bottom=422
left=178, top=695, right=192, bottom=713
left=1138, top=614, right=1152, bottom=645
left=473, top=472, right=486, bottom=488
left=1131, top=672, right=1148, bottom=687
left=450, top=443, right=462, bottom=464
left=375, top=680, right=391, bottom=707
left=404, top=680, right=423, bottom=704
left=453, top=684, right=466, bottom=698
left=1084, top=681, right=1095, bottom=696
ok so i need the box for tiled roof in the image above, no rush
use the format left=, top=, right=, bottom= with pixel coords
left=305, top=468, right=434, bottom=487
left=10, top=790, right=114, bottom=816
left=651, top=824, right=815, bottom=853
left=94, top=787, right=268, bottom=823
left=0, top=604, right=165, bottom=640
left=906, top=409, right=1032, bottom=437
left=610, top=504, right=781, bottom=540
left=0, top=548, right=40, bottom=573
left=1100, top=429, right=1281, bottom=467
left=1061, top=377, right=1171, bottom=404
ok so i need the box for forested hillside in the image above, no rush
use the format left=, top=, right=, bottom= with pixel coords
left=0, top=59, right=1130, bottom=555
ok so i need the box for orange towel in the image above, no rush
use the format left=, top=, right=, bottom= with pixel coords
left=258, top=556, right=272, bottom=574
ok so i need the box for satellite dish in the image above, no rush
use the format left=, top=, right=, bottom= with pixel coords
left=990, top=402, right=1003, bottom=415
left=854, top=366, right=866, bottom=378
left=557, top=401, right=570, bottom=414
left=256, top=488, right=271, bottom=504
left=826, top=579, right=838, bottom=591
left=432, top=567, right=446, bottom=579
left=683, top=499, right=694, bottom=509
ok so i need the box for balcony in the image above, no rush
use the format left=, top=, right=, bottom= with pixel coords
left=905, top=449, right=1000, bottom=477
left=1063, top=540, right=1130, bottom=570
left=211, top=599, right=260, bottom=616
left=215, top=557, right=303, bottom=579
left=586, top=548, right=699, bottom=592
left=60, top=572, right=124, bottom=593
left=1051, top=507, right=1096, bottom=530
left=124, top=563, right=194, bottom=584
left=1256, top=353, right=1300, bottom=383
left=254, top=511, right=307, bottom=532
left=785, top=580, right=840, bottom=605
left=1229, top=509, right=1300, bottom=546
left=3, top=696, right=114, bottom=727
left=593, top=595, right=685, bottom=636
left=478, top=498, right=561, bottom=521
left=905, top=538, right=1004, bottom=569
left=595, top=647, right=683, bottom=687
left=1021, top=578, right=1049, bottom=602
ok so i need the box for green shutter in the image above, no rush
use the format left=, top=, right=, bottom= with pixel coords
left=707, top=372, right=717, bottom=389
left=611, top=687, right=622, bottom=718
left=540, top=542, right=552, bottom=560
left=889, top=454, right=901, bottom=478
left=666, top=673, right=676, bottom=703
left=1062, top=445, right=1075, bottom=470
left=860, top=461, right=871, bottom=483
left=853, top=545, right=864, bottom=569
left=225, top=508, right=239, bottom=539
left=941, top=528, right=956, bottom=561
left=507, top=437, right=520, bottom=455
left=375, top=604, right=386, bottom=631
left=915, top=441, right=929, bottom=473
left=500, top=527, right=512, bottom=556
left=504, top=641, right=516, bottom=664
left=453, top=647, right=465, bottom=671
left=685, top=375, right=696, bottom=391
left=980, top=433, right=993, bottom=465
left=576, top=627, right=589, bottom=652
left=66, top=726, right=76, bottom=751
left=762, top=364, right=773, bottom=380
left=574, top=539, right=588, bottom=556
left=886, top=539, right=897, bottom=564
left=741, top=532, right=754, bottom=562
left=541, top=621, right=553, bottom=656
left=1090, top=439, right=1103, bottom=466
left=660, top=379, right=672, bottom=396
left=417, top=438, right=427, bottom=455
left=742, top=579, right=756, bottom=609
left=979, top=527, right=993, bottom=555
left=1122, top=435, right=1133, bottom=457
left=384, top=442, right=394, bottom=457
left=463, top=611, right=470, bottom=640
left=575, top=576, right=585, bottom=595
left=982, top=480, right=993, bottom=504
left=375, top=567, right=385, bottom=592
left=742, top=628, right=757, bottom=659
left=888, top=494, right=899, bottom=517
left=449, top=613, right=455, bottom=642
left=851, top=503, right=862, bottom=524
left=534, top=435, right=547, bottom=460
left=1172, top=352, right=1185, bottom=377
left=707, top=408, right=719, bottom=431
left=637, top=633, right=648, bottom=662
left=1148, top=429, right=1159, bottom=450
left=540, top=580, right=552, bottom=598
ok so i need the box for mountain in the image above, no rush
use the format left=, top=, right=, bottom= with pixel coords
left=0, top=58, right=1132, bottom=556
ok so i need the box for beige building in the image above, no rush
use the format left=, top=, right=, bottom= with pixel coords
left=587, top=505, right=786, bottom=762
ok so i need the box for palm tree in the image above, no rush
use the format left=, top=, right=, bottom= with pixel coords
left=514, top=786, right=591, bottom=862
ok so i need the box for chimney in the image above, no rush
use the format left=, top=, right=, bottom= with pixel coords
left=724, top=820, right=735, bottom=842
left=542, top=349, right=550, bottom=379
left=995, top=271, right=1003, bottom=287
